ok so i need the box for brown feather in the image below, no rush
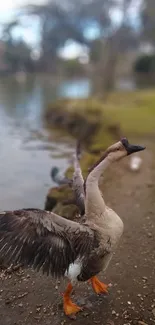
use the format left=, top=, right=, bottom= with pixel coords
left=72, top=142, right=85, bottom=215
left=0, top=209, right=95, bottom=278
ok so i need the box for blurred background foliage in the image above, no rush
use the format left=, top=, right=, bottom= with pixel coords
left=0, top=0, right=155, bottom=92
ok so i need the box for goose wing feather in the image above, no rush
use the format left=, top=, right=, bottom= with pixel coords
left=0, top=209, right=95, bottom=277
left=72, top=167, right=85, bottom=215
left=72, top=142, right=85, bottom=215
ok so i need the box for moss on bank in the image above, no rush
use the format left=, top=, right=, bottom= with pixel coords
left=44, top=98, right=118, bottom=151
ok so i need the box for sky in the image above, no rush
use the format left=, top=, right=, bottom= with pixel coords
left=0, top=0, right=141, bottom=59
left=0, top=0, right=44, bottom=21
left=0, top=0, right=43, bottom=47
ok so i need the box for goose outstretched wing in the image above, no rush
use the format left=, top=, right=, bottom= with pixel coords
left=0, top=209, right=95, bottom=277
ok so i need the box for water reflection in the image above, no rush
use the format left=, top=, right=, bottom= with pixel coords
left=59, top=78, right=90, bottom=98
left=0, top=76, right=89, bottom=210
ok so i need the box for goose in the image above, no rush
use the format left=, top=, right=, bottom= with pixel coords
left=50, top=167, right=72, bottom=186
left=129, top=155, right=142, bottom=172
left=0, top=138, right=145, bottom=316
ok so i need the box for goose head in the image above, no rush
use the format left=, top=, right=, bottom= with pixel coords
left=51, top=167, right=59, bottom=179
left=88, top=138, right=145, bottom=176
left=107, top=137, right=145, bottom=162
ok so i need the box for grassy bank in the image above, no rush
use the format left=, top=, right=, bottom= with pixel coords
left=103, top=89, right=155, bottom=135
left=45, top=89, right=155, bottom=142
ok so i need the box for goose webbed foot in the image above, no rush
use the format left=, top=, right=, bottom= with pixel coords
left=63, top=283, right=82, bottom=315
left=90, top=276, right=108, bottom=294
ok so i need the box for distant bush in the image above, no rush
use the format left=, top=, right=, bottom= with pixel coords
left=63, top=59, right=85, bottom=77
left=133, top=54, right=155, bottom=87
left=134, top=54, right=155, bottom=74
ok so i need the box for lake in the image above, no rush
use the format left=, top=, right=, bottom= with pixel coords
left=0, top=76, right=90, bottom=210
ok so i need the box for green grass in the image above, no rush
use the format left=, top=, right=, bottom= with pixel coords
left=103, top=90, right=155, bottom=135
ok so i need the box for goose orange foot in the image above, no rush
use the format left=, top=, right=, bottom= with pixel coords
left=63, top=283, right=82, bottom=316
left=90, top=276, right=108, bottom=294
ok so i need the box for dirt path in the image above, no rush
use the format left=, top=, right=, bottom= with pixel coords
left=0, top=138, right=155, bottom=325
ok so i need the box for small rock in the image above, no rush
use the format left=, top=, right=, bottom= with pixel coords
left=85, top=301, right=93, bottom=309
left=68, top=314, right=76, bottom=320
left=127, top=301, right=131, bottom=305
left=77, top=297, right=85, bottom=305
left=133, top=321, right=137, bottom=325
left=138, top=321, right=148, bottom=325
left=18, top=303, right=23, bottom=308
left=147, top=232, right=152, bottom=238
left=36, top=307, right=41, bottom=313
left=152, top=308, right=155, bottom=317
left=147, top=183, right=153, bottom=188
left=112, top=310, right=116, bottom=315
left=5, top=299, right=11, bottom=305
left=106, top=321, right=115, bottom=325
left=148, top=307, right=152, bottom=311
left=142, top=276, right=148, bottom=281
left=55, top=285, right=58, bottom=290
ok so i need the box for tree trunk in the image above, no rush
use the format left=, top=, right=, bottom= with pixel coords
left=92, top=36, right=118, bottom=99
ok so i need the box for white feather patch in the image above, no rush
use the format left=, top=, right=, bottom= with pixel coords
left=65, top=259, right=82, bottom=282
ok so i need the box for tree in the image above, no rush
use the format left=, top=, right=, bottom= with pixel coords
left=1, top=19, right=33, bottom=73
left=20, top=0, right=118, bottom=72
left=22, top=1, right=89, bottom=71
left=141, top=0, right=155, bottom=46
left=90, top=0, right=140, bottom=96
left=1, top=0, right=139, bottom=91
left=4, top=40, right=33, bottom=72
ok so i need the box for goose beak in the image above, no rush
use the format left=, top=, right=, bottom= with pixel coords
left=126, top=144, right=146, bottom=155
left=121, top=138, right=146, bottom=155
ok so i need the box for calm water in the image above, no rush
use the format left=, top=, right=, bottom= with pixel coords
left=0, top=76, right=90, bottom=210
